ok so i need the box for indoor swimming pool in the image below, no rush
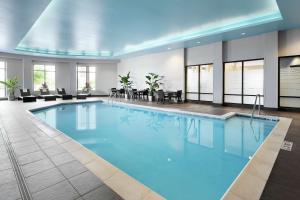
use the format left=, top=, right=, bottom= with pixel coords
left=32, top=101, right=277, bottom=200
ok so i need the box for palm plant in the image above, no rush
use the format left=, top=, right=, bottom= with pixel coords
left=0, top=76, right=19, bottom=100
left=119, top=72, right=133, bottom=93
left=145, top=73, right=162, bottom=96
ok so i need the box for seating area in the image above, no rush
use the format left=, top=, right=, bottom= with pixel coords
left=18, top=89, right=37, bottom=102
left=17, top=87, right=91, bottom=102
left=110, top=88, right=182, bottom=103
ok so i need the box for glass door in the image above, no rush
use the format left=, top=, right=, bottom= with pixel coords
left=224, top=59, right=264, bottom=105
left=279, top=56, right=300, bottom=108
left=185, top=64, right=213, bottom=102
left=186, top=65, right=199, bottom=100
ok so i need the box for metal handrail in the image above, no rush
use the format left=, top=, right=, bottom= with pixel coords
left=251, top=94, right=261, bottom=121
left=108, top=90, right=117, bottom=104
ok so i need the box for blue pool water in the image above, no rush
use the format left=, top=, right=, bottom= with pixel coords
left=33, top=102, right=277, bottom=200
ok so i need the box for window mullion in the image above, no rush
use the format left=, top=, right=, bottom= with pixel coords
left=242, top=61, right=244, bottom=104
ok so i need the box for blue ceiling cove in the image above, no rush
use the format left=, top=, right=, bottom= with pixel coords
left=0, top=0, right=299, bottom=58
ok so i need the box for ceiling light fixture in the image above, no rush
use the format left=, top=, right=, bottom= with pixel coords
left=241, top=32, right=246, bottom=35
left=196, top=41, right=201, bottom=44
left=167, top=47, right=171, bottom=50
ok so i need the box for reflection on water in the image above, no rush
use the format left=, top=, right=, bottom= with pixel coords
left=76, top=104, right=96, bottom=130
left=36, top=109, right=56, bottom=127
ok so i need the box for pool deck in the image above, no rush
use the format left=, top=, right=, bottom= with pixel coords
left=0, top=97, right=299, bottom=200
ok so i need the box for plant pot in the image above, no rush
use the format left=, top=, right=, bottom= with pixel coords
left=8, top=92, right=15, bottom=101
left=8, top=95, right=15, bottom=101
left=148, top=96, right=153, bottom=102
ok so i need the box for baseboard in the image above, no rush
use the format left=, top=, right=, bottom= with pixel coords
left=91, top=95, right=109, bottom=97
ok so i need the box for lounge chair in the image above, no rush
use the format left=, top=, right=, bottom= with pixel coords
left=142, top=89, right=149, bottom=100
left=175, top=90, right=182, bottom=102
left=56, top=88, right=73, bottom=100
left=77, top=89, right=91, bottom=99
left=155, top=90, right=165, bottom=104
left=39, top=88, right=56, bottom=101
left=76, top=92, right=90, bottom=99
left=109, top=88, right=117, bottom=98
left=18, top=89, right=36, bottom=102
left=117, top=89, right=125, bottom=98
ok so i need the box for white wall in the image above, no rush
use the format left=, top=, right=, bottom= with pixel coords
left=0, top=52, right=118, bottom=96
left=118, top=49, right=184, bottom=92
left=5, top=58, right=23, bottom=96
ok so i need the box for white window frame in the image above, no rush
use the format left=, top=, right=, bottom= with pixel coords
left=33, top=63, right=56, bottom=91
left=0, top=60, right=7, bottom=98
left=76, top=65, right=96, bottom=91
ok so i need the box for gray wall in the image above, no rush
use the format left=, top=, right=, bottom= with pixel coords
left=279, top=28, right=300, bottom=57
left=223, top=32, right=278, bottom=108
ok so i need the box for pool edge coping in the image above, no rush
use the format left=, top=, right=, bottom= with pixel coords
left=26, top=99, right=289, bottom=200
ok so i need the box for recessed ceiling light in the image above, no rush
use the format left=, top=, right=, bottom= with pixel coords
left=196, top=41, right=201, bottom=44
left=167, top=47, right=171, bottom=50
left=241, top=32, right=246, bottom=35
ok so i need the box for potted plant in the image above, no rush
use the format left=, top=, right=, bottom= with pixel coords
left=145, top=73, right=162, bottom=101
left=40, top=82, right=48, bottom=90
left=119, top=72, right=133, bottom=99
left=0, top=76, right=19, bottom=101
left=82, top=82, right=92, bottom=95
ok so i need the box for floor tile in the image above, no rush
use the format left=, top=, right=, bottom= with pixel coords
left=8, top=134, right=31, bottom=143
left=83, top=185, right=120, bottom=200
left=0, top=157, right=12, bottom=171
left=261, top=180, right=300, bottom=200
left=32, top=180, right=79, bottom=200
left=34, top=136, right=52, bottom=144
left=58, top=160, right=87, bottom=179
left=43, top=145, right=66, bottom=157
left=0, top=181, right=21, bottom=200
left=17, top=151, right=47, bottom=165
left=38, top=140, right=58, bottom=150
left=14, top=143, right=40, bottom=156
left=0, top=169, right=16, bottom=186
left=50, top=152, right=75, bottom=166
left=22, top=158, right=55, bottom=177
left=26, top=168, right=65, bottom=193
left=11, top=138, right=36, bottom=149
left=69, top=171, right=104, bottom=195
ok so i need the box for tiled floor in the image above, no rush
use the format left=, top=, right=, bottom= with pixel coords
left=0, top=98, right=299, bottom=200
left=0, top=99, right=122, bottom=200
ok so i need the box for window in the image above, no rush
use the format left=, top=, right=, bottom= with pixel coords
left=224, top=59, right=264, bottom=105
left=77, top=65, right=96, bottom=91
left=186, top=64, right=213, bottom=101
left=33, top=64, right=56, bottom=91
left=0, top=61, right=6, bottom=97
left=279, top=56, right=300, bottom=108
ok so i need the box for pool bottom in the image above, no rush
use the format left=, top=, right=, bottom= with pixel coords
left=28, top=100, right=291, bottom=200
